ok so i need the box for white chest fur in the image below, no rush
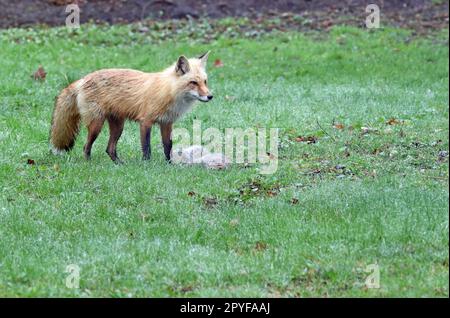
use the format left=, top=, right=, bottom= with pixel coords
left=158, top=96, right=196, bottom=124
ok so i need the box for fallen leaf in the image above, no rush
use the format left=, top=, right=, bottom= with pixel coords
left=188, top=191, right=195, bottom=196
left=386, top=118, right=400, bottom=125
left=180, top=285, right=194, bottom=293
left=291, top=198, right=299, bottom=205
left=266, top=190, right=278, bottom=197
left=32, top=66, right=46, bottom=81
left=333, top=123, right=345, bottom=129
left=27, top=159, right=35, bottom=165
left=229, top=218, right=239, bottom=227
left=213, top=59, right=224, bottom=67
left=255, top=241, right=268, bottom=251
left=295, top=136, right=317, bottom=144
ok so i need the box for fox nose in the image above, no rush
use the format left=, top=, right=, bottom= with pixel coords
left=207, top=95, right=213, bottom=101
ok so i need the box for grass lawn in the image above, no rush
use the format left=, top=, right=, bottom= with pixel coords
left=0, top=22, right=448, bottom=297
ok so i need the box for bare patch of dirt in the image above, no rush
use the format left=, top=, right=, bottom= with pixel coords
left=0, top=0, right=448, bottom=34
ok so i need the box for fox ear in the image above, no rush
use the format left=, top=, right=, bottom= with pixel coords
left=198, top=51, right=210, bottom=68
left=175, top=56, right=190, bottom=76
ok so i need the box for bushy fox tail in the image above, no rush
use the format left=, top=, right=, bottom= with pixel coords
left=49, top=87, right=81, bottom=154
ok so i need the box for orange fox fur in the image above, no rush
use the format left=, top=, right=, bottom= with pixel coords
left=49, top=52, right=212, bottom=162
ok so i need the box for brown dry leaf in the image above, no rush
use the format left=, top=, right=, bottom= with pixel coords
left=291, top=198, right=299, bottom=205
left=213, top=59, right=224, bottom=67
left=180, top=285, right=194, bottom=293
left=266, top=190, right=278, bottom=197
left=27, top=159, right=35, bottom=165
left=333, top=123, right=345, bottom=129
left=372, top=148, right=381, bottom=155
left=295, top=136, right=317, bottom=144
left=386, top=118, right=400, bottom=125
left=187, top=191, right=195, bottom=196
left=255, top=241, right=268, bottom=251
left=32, top=66, right=47, bottom=81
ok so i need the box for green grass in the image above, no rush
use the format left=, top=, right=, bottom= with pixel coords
left=0, top=23, right=448, bottom=297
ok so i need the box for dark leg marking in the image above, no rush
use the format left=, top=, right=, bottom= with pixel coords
left=106, top=116, right=125, bottom=163
left=140, top=120, right=153, bottom=160
left=160, top=123, right=173, bottom=162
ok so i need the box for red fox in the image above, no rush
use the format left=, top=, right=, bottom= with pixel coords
left=49, top=52, right=212, bottom=163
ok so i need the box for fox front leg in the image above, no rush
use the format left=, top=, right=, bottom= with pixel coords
left=140, top=120, right=153, bottom=160
left=160, top=122, right=173, bottom=162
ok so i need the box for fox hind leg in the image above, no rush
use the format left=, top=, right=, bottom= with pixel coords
left=106, top=116, right=125, bottom=163
left=83, top=118, right=105, bottom=160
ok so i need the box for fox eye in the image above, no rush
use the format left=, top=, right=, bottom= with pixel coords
left=190, top=81, right=198, bottom=86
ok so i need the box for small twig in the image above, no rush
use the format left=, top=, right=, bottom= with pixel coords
left=316, top=118, right=336, bottom=142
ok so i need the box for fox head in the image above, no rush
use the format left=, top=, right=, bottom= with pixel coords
left=174, top=51, right=213, bottom=103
